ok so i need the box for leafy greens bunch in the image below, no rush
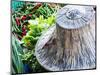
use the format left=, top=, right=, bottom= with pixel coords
left=21, top=15, right=55, bottom=72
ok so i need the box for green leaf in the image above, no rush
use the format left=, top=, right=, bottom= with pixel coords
left=11, top=35, right=24, bottom=74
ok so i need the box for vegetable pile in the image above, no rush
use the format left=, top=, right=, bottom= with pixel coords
left=11, top=1, right=64, bottom=74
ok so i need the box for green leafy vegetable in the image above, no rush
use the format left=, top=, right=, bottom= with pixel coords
left=11, top=1, right=63, bottom=73
left=21, top=15, right=55, bottom=72
left=12, top=35, right=24, bottom=74
left=22, top=15, right=55, bottom=48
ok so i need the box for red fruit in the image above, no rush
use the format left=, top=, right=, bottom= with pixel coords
left=22, top=31, right=26, bottom=35
left=21, top=15, right=27, bottom=20
left=15, top=18, right=20, bottom=26
left=22, top=26, right=26, bottom=31
left=22, top=30, right=26, bottom=37
left=22, top=25, right=27, bottom=37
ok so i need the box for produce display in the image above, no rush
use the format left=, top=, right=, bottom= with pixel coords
left=11, top=1, right=65, bottom=74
